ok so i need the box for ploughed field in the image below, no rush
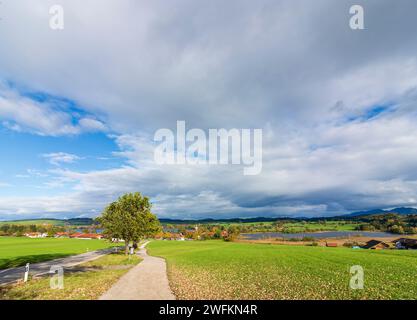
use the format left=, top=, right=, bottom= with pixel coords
left=147, top=240, right=417, bottom=300
left=0, top=237, right=117, bottom=269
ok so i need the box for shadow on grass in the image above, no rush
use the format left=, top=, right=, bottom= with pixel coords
left=0, top=253, right=74, bottom=270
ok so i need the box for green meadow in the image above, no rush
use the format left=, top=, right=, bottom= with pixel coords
left=211, top=220, right=359, bottom=233
left=0, top=237, right=116, bottom=269
left=0, top=219, right=65, bottom=226
left=274, top=221, right=359, bottom=233
left=148, top=240, right=417, bottom=300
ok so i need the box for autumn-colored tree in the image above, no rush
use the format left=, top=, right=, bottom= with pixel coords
left=223, top=225, right=240, bottom=241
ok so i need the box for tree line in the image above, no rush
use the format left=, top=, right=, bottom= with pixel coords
left=0, top=224, right=65, bottom=237
left=355, top=214, right=417, bottom=234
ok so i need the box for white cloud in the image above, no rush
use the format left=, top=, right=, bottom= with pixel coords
left=78, top=118, right=107, bottom=132
left=0, top=82, right=106, bottom=136
left=42, top=152, right=82, bottom=166
left=1, top=1, right=417, bottom=218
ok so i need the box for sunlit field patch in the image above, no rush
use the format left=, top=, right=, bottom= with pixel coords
left=0, top=253, right=141, bottom=300
left=0, top=237, right=118, bottom=269
left=147, top=240, right=417, bottom=300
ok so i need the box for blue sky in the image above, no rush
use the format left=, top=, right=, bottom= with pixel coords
left=0, top=130, right=121, bottom=196
left=1, top=0, right=417, bottom=220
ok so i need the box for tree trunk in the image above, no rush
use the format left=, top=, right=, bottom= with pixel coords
left=125, top=241, right=129, bottom=255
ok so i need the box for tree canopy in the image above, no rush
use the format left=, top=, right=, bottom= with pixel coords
left=98, top=192, right=161, bottom=254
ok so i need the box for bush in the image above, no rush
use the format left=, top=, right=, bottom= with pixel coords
left=223, top=225, right=240, bottom=242
left=302, top=236, right=314, bottom=242
left=388, top=225, right=405, bottom=234
left=355, top=224, right=376, bottom=231
left=343, top=241, right=361, bottom=248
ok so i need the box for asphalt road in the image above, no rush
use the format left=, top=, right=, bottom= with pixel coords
left=0, top=247, right=117, bottom=286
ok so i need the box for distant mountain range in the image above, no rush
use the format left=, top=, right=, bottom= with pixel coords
left=343, top=207, right=417, bottom=217
left=0, top=218, right=96, bottom=226
left=160, top=208, right=417, bottom=221
left=158, top=216, right=286, bottom=224
left=1, top=207, right=417, bottom=224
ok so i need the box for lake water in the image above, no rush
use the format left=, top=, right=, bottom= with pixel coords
left=241, top=231, right=394, bottom=240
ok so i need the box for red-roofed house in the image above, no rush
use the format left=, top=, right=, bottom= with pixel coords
left=326, top=242, right=338, bottom=247
left=24, top=232, right=47, bottom=238
left=55, top=232, right=70, bottom=238
left=70, top=233, right=103, bottom=240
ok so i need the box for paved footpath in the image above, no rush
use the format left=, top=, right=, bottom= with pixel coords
left=99, top=241, right=175, bottom=300
left=0, top=248, right=116, bottom=286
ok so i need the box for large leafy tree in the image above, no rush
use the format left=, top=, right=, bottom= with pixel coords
left=98, top=192, right=161, bottom=254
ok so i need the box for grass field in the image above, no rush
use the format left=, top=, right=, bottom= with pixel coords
left=0, top=219, right=65, bottom=226
left=0, top=237, right=117, bottom=269
left=0, top=252, right=141, bottom=300
left=214, top=221, right=359, bottom=233
left=148, top=240, right=417, bottom=300
left=280, top=221, right=358, bottom=232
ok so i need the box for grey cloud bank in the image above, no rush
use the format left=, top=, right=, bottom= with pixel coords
left=1, top=0, right=417, bottom=218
